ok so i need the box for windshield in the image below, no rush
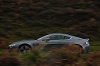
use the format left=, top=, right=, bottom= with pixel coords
left=37, top=35, right=49, bottom=41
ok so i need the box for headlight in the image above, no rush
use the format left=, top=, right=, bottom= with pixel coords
left=9, top=44, right=16, bottom=48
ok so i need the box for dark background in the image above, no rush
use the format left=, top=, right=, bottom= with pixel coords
left=0, top=0, right=100, bottom=45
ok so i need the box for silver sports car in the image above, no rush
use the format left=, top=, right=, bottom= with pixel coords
left=8, top=33, right=90, bottom=54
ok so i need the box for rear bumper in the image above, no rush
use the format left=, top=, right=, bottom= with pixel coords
left=84, top=45, right=90, bottom=53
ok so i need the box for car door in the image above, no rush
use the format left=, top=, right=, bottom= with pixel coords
left=38, top=34, right=72, bottom=50
left=43, top=34, right=72, bottom=49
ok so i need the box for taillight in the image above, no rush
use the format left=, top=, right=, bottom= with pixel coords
left=86, top=41, right=89, bottom=45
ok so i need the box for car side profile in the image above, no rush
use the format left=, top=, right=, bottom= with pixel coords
left=8, top=33, right=90, bottom=54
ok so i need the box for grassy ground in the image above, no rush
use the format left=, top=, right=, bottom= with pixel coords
left=0, top=42, right=100, bottom=66
left=90, top=41, right=100, bottom=46
left=90, top=46, right=100, bottom=52
left=0, top=41, right=100, bottom=66
left=90, top=41, right=100, bottom=52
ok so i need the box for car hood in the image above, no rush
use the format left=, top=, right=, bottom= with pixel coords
left=11, top=40, right=37, bottom=45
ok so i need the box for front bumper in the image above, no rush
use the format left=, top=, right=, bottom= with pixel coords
left=8, top=44, right=17, bottom=52
left=8, top=46, right=19, bottom=53
left=8, top=46, right=13, bottom=52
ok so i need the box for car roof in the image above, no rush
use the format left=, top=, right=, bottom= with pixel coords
left=48, top=33, right=82, bottom=39
left=48, top=33, right=72, bottom=36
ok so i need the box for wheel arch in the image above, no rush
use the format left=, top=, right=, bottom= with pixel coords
left=72, top=44, right=85, bottom=53
left=18, top=43, right=32, bottom=49
left=74, top=44, right=83, bottom=48
left=69, top=44, right=85, bottom=53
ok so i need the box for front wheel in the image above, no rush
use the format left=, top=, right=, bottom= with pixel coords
left=18, top=45, right=31, bottom=54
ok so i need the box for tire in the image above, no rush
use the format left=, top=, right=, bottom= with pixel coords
left=68, top=44, right=84, bottom=54
left=18, top=45, right=31, bottom=54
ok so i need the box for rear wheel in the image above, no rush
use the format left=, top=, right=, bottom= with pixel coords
left=68, top=44, right=84, bottom=54
left=19, top=45, right=31, bottom=54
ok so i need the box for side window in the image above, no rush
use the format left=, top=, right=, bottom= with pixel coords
left=49, top=35, right=70, bottom=40
left=64, top=36, right=71, bottom=39
left=49, top=35, right=58, bottom=40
